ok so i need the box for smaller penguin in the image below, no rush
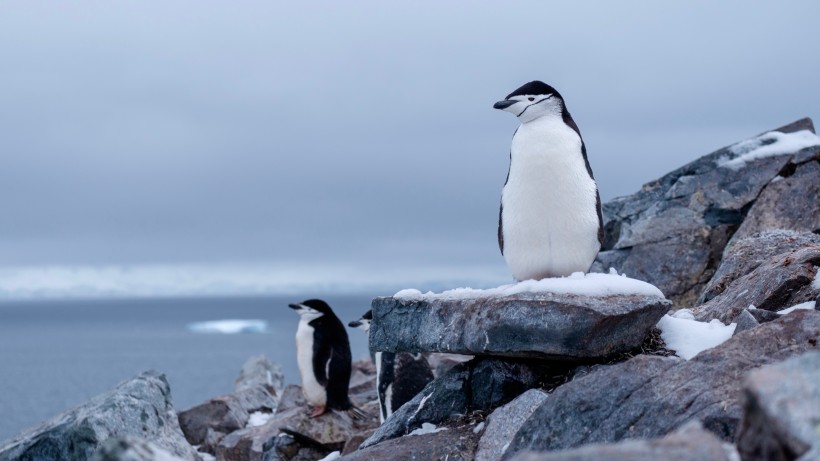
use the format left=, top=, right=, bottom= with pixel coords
left=349, top=310, right=434, bottom=423
left=289, top=299, right=366, bottom=418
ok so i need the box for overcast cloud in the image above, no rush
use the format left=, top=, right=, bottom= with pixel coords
left=1, top=2, right=818, bottom=297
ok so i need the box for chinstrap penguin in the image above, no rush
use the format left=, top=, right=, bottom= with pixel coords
left=349, top=310, right=434, bottom=423
left=493, top=80, right=603, bottom=281
left=288, top=299, right=367, bottom=419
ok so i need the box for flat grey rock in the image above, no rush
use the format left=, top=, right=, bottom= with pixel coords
left=593, top=117, right=816, bottom=307
left=508, top=422, right=731, bottom=461
left=0, top=371, right=198, bottom=461
left=370, top=292, right=669, bottom=360
left=475, top=389, right=549, bottom=461
left=503, top=310, right=820, bottom=459
left=736, top=351, right=820, bottom=461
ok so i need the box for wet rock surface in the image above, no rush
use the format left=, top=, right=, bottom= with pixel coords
left=0, top=371, right=199, bottom=461
left=369, top=292, right=669, bottom=360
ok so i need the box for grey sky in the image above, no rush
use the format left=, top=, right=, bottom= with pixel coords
left=1, top=2, right=818, bottom=296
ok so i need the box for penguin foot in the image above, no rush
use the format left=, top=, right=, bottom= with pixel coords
left=308, top=405, right=327, bottom=418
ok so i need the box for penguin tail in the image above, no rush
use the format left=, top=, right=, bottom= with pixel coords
left=346, top=404, right=371, bottom=421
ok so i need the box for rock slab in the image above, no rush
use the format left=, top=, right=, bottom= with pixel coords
left=370, top=292, right=669, bottom=359
left=737, top=351, right=820, bottom=461
left=0, top=370, right=198, bottom=461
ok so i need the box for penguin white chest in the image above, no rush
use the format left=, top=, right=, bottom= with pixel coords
left=295, top=320, right=328, bottom=406
left=501, top=117, right=600, bottom=280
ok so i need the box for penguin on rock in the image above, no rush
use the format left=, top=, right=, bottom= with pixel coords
left=349, top=310, right=434, bottom=423
left=288, top=299, right=367, bottom=419
left=493, top=81, right=603, bottom=281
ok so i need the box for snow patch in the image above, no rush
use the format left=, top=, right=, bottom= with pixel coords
left=718, top=130, right=820, bottom=171
left=409, top=423, right=446, bottom=436
left=657, top=315, right=736, bottom=360
left=247, top=411, right=274, bottom=427
left=197, top=452, right=217, bottom=461
left=317, top=452, right=341, bottom=461
left=412, top=393, right=433, bottom=419
left=187, top=319, right=267, bottom=334
left=777, top=301, right=816, bottom=315
left=813, top=269, right=820, bottom=290
left=473, top=421, right=485, bottom=434
left=394, top=272, right=664, bottom=301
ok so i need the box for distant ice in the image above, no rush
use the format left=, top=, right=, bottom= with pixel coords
left=394, top=270, right=665, bottom=301
left=187, top=319, right=268, bottom=334
left=657, top=311, right=736, bottom=360
left=718, top=129, right=820, bottom=170
left=777, top=301, right=816, bottom=315
left=409, top=422, right=446, bottom=436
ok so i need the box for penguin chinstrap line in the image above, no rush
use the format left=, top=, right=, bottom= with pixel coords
left=288, top=299, right=368, bottom=419
left=493, top=80, right=604, bottom=281
left=349, top=310, right=434, bottom=424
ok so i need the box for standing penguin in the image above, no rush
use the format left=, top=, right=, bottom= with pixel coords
left=349, top=311, right=434, bottom=423
left=288, top=299, right=366, bottom=418
left=493, top=81, right=603, bottom=281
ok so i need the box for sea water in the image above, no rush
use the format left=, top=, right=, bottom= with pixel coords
left=0, top=295, right=374, bottom=442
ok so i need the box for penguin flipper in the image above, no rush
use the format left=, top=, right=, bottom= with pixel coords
left=311, top=332, right=332, bottom=387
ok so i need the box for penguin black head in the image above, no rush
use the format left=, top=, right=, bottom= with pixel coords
left=493, top=80, right=566, bottom=123
left=288, top=298, right=335, bottom=321
left=348, top=310, right=372, bottom=331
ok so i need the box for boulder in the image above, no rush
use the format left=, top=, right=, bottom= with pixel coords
left=370, top=277, right=670, bottom=360
left=90, top=437, right=189, bottom=461
left=475, top=389, right=549, bottom=461
left=730, top=151, right=820, bottom=243
left=699, top=230, right=820, bottom=303
left=593, top=117, right=817, bottom=307
left=694, top=245, right=820, bottom=323
left=736, top=351, right=820, bottom=461
left=340, top=424, right=479, bottom=461
left=503, top=310, right=820, bottom=459
left=0, top=371, right=198, bottom=461
left=177, top=386, right=279, bottom=449
left=508, top=422, right=732, bottom=461
left=218, top=360, right=380, bottom=461
left=234, top=355, right=285, bottom=394
left=361, top=357, right=557, bottom=449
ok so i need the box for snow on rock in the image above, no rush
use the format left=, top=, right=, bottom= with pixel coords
left=246, top=411, right=274, bottom=428
left=187, top=319, right=267, bottom=334
left=409, top=423, right=446, bottom=436
left=317, top=452, right=341, bottom=461
left=814, top=269, right=820, bottom=290
left=657, top=314, right=736, bottom=360
left=718, top=129, right=820, bottom=171
left=394, top=271, right=664, bottom=301
left=777, top=301, right=816, bottom=315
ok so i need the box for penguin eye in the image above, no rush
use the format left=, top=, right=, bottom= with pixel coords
left=528, top=97, right=535, bottom=101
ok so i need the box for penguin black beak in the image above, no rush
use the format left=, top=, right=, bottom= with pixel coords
left=493, top=100, right=517, bottom=110
left=348, top=320, right=362, bottom=328
left=288, top=303, right=302, bottom=310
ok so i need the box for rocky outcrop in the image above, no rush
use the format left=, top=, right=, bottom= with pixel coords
left=178, top=356, right=283, bottom=453
left=217, top=361, right=380, bottom=461
left=508, top=422, right=733, bottom=461
left=370, top=286, right=669, bottom=360
left=0, top=371, right=198, bottom=461
left=693, top=244, right=820, bottom=323
left=361, top=357, right=561, bottom=449
left=502, top=310, right=820, bottom=459
left=736, top=351, right=820, bottom=461
left=90, top=437, right=189, bottom=461
left=593, top=117, right=819, bottom=307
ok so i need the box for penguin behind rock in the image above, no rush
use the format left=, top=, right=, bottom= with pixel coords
left=493, top=80, right=603, bottom=281
left=349, top=310, right=434, bottom=423
left=288, top=299, right=366, bottom=419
